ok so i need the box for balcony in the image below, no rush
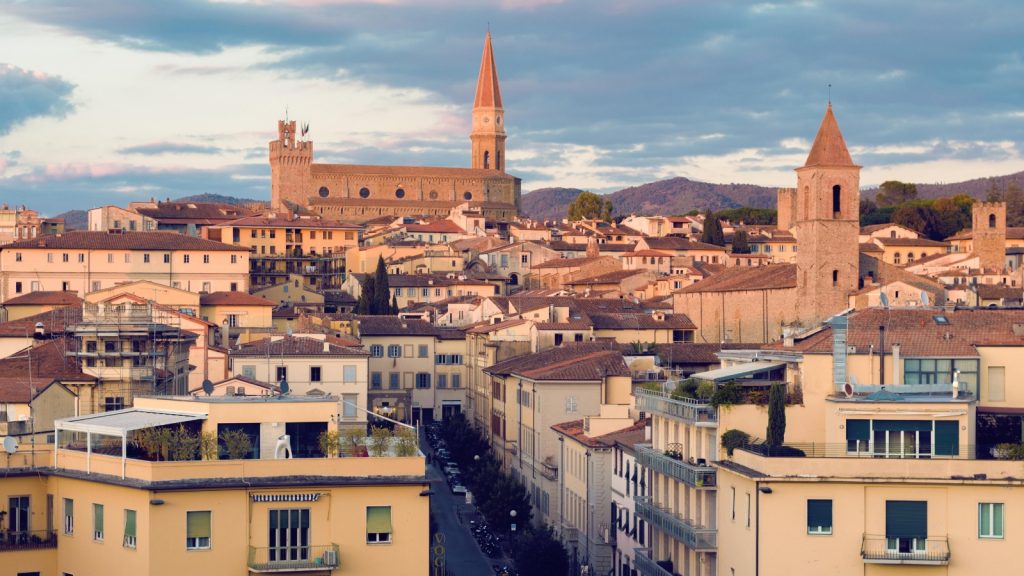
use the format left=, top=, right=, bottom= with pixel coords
left=861, top=535, right=949, bottom=565
left=0, top=530, right=57, bottom=553
left=634, top=496, right=715, bottom=551
left=634, top=548, right=677, bottom=576
left=635, top=444, right=715, bottom=488
left=248, top=544, right=340, bottom=572
left=635, top=388, right=716, bottom=426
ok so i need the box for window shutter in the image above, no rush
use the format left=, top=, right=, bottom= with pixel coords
left=934, top=421, right=959, bottom=456
left=125, top=509, right=137, bottom=537
left=807, top=500, right=832, bottom=529
left=885, top=501, right=927, bottom=538
left=846, top=419, right=869, bottom=442
left=873, top=420, right=931, bottom=432
left=187, top=511, right=212, bottom=539
left=94, top=504, right=104, bottom=532
left=366, top=506, right=392, bottom=534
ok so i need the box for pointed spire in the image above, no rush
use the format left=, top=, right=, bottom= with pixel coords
left=803, top=103, right=855, bottom=167
left=474, top=31, right=503, bottom=109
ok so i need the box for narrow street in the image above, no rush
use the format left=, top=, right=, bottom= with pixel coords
left=427, top=456, right=503, bottom=575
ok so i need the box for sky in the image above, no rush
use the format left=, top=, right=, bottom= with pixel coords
left=1, top=0, right=1023, bottom=215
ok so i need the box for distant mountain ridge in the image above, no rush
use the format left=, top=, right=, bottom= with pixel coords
left=522, top=170, right=1024, bottom=221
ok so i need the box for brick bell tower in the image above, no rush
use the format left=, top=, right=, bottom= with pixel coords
left=794, top=103, right=861, bottom=325
left=269, top=119, right=313, bottom=210
left=972, top=201, right=1007, bottom=272
left=471, top=32, right=506, bottom=172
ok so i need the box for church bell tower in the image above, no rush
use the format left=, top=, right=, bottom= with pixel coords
left=471, top=32, right=506, bottom=172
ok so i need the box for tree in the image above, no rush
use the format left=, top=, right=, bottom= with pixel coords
left=511, top=526, right=569, bottom=576
left=700, top=211, right=725, bottom=246
left=390, top=293, right=399, bottom=314
left=875, top=180, right=918, bottom=207
left=356, top=274, right=376, bottom=314
left=372, top=255, right=391, bottom=315
left=766, top=383, right=787, bottom=448
left=567, top=191, right=613, bottom=222
left=892, top=202, right=941, bottom=240
left=731, top=230, right=750, bottom=254
left=715, top=207, right=776, bottom=226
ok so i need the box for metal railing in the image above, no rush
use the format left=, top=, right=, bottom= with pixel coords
left=635, top=388, right=716, bottom=425
left=248, top=544, right=340, bottom=572
left=634, top=548, right=677, bottom=576
left=636, top=444, right=715, bottom=488
left=861, top=535, right=950, bottom=565
left=736, top=442, right=981, bottom=460
left=0, top=530, right=58, bottom=552
left=634, top=496, right=716, bottom=551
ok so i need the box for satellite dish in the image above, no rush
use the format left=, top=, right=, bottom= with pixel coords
left=920, top=290, right=930, bottom=307
left=843, top=381, right=854, bottom=399
left=201, top=379, right=214, bottom=396
left=3, top=436, right=18, bottom=455
left=879, top=292, right=890, bottom=308
left=279, top=379, right=290, bottom=395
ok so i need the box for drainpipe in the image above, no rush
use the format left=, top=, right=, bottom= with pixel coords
left=755, top=480, right=761, bottom=576
left=878, top=326, right=886, bottom=385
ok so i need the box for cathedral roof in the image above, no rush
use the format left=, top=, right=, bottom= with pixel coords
left=803, top=104, right=856, bottom=168
left=474, top=32, right=503, bottom=109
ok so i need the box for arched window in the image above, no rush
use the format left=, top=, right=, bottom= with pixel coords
left=483, top=151, right=490, bottom=169
left=832, top=185, right=842, bottom=217
left=907, top=252, right=915, bottom=262
left=832, top=269, right=839, bottom=286
left=989, top=213, right=997, bottom=228
left=496, top=151, right=502, bottom=170
left=894, top=252, right=902, bottom=265
left=890, top=230, right=897, bottom=238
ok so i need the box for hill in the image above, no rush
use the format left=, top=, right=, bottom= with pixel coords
left=864, top=170, right=1024, bottom=200
left=54, top=209, right=87, bottom=230
left=521, top=178, right=776, bottom=220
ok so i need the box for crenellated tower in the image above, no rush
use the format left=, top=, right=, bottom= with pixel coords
left=471, top=32, right=506, bottom=172
left=972, top=201, right=1007, bottom=271
left=269, top=120, right=313, bottom=210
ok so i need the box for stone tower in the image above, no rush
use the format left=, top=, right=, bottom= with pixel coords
left=972, top=201, right=1007, bottom=271
left=794, top=104, right=861, bottom=324
left=776, top=187, right=797, bottom=231
left=471, top=32, right=506, bottom=171
left=269, top=120, right=312, bottom=210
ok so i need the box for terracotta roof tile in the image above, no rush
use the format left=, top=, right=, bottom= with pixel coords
left=200, top=292, right=275, bottom=307
left=3, top=291, right=83, bottom=307
left=485, top=342, right=628, bottom=381
left=0, top=338, right=94, bottom=402
left=677, top=264, right=797, bottom=294
left=1, top=231, right=248, bottom=251
left=232, top=336, right=368, bottom=357
left=803, top=104, right=856, bottom=167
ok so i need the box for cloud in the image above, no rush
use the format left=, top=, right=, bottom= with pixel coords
left=119, top=142, right=224, bottom=155
left=0, top=64, right=75, bottom=135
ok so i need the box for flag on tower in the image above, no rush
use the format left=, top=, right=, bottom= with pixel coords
left=301, top=122, right=309, bottom=138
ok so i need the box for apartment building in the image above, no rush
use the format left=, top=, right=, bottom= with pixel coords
left=0, top=395, right=429, bottom=576
left=354, top=316, right=466, bottom=424
left=343, top=273, right=501, bottom=310
left=0, top=231, right=250, bottom=302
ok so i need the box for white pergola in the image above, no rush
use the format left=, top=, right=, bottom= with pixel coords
left=54, top=408, right=206, bottom=479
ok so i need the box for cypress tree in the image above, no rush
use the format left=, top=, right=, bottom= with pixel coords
left=356, top=275, right=375, bottom=315
left=372, top=256, right=390, bottom=315
left=700, top=211, right=726, bottom=246
left=731, top=230, right=750, bottom=254
left=766, top=383, right=787, bottom=448
left=390, top=293, right=399, bottom=314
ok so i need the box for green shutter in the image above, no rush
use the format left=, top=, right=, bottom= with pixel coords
left=886, top=501, right=927, bottom=538
left=934, top=421, right=959, bottom=456
left=94, top=504, right=104, bottom=532
left=846, top=419, right=870, bottom=441
left=366, top=506, right=392, bottom=534
left=807, top=500, right=832, bottom=531
left=187, top=511, right=211, bottom=538
left=125, top=509, right=136, bottom=538
left=873, top=420, right=931, bottom=432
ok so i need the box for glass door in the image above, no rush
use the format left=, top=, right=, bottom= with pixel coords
left=8, top=496, right=30, bottom=541
left=268, top=508, right=310, bottom=562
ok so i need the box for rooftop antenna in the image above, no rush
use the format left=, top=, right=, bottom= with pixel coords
left=828, top=83, right=832, bottom=105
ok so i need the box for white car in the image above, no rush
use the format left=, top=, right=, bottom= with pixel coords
left=451, top=484, right=468, bottom=495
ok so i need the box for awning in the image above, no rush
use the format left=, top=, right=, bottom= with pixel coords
left=56, top=408, right=206, bottom=436
left=690, top=361, right=785, bottom=383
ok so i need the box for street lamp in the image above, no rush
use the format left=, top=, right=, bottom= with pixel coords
left=509, top=509, right=517, bottom=533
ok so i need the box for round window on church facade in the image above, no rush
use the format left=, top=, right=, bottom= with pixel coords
left=395, top=188, right=406, bottom=199
left=359, top=187, right=370, bottom=198
left=429, top=190, right=439, bottom=200
left=318, top=186, right=330, bottom=198
left=463, top=191, right=473, bottom=201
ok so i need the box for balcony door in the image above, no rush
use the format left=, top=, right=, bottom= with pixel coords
left=886, top=500, right=927, bottom=555
left=8, top=496, right=30, bottom=535
left=268, top=508, right=310, bottom=562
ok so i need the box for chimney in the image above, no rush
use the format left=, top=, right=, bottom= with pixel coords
left=891, top=344, right=901, bottom=385
left=323, top=341, right=330, bottom=353
left=644, top=423, right=652, bottom=442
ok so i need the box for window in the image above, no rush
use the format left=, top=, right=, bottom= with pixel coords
left=387, top=345, right=401, bottom=358
left=388, top=373, right=400, bottom=390
left=554, top=333, right=563, bottom=346
left=103, top=397, right=124, bottom=412
left=416, top=373, right=431, bottom=389
left=275, top=366, right=287, bottom=382
left=395, top=188, right=405, bottom=199
left=885, top=500, right=927, bottom=554
left=123, top=253, right=130, bottom=264
left=183, top=254, right=190, bottom=264
left=47, top=253, right=53, bottom=263
left=14, top=281, right=22, bottom=294
left=143, top=253, right=150, bottom=264
left=343, top=365, right=356, bottom=383
left=565, top=396, right=577, bottom=412
left=731, top=487, right=736, bottom=521
left=832, top=270, right=838, bottom=286
left=832, top=185, right=841, bottom=216
left=64, top=498, right=74, bottom=534
left=746, top=493, right=751, bottom=528
left=521, top=390, right=531, bottom=407
left=370, top=372, right=382, bottom=390
left=989, top=213, right=997, bottom=228
left=452, top=374, right=461, bottom=389
left=437, top=374, right=447, bottom=389
left=231, top=254, right=237, bottom=264
left=107, top=253, right=114, bottom=263
left=186, top=511, right=211, bottom=550
left=202, top=282, right=211, bottom=293
left=163, top=254, right=170, bottom=264
left=418, top=345, right=428, bottom=358
left=904, top=358, right=979, bottom=395
left=370, top=345, right=384, bottom=357
left=62, top=253, right=69, bottom=263
left=310, top=366, right=321, bottom=382
left=94, top=503, right=104, bottom=541
left=62, top=281, right=71, bottom=291
left=807, top=500, right=832, bottom=534
left=203, top=254, right=210, bottom=264
left=14, top=252, right=21, bottom=262
left=124, top=509, right=137, bottom=548
left=343, top=394, right=358, bottom=419
left=366, top=506, right=393, bottom=543
left=894, top=252, right=902, bottom=265
left=268, top=508, right=310, bottom=561
left=979, top=503, right=1004, bottom=539
left=8, top=495, right=29, bottom=535
left=988, top=366, right=1006, bottom=402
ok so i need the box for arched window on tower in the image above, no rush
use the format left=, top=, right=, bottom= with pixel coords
left=832, top=185, right=842, bottom=218
left=496, top=151, right=502, bottom=171
left=832, top=269, right=839, bottom=287
left=989, top=213, right=997, bottom=228
left=483, top=151, right=490, bottom=170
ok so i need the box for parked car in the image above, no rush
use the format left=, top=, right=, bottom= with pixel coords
left=451, top=484, right=467, bottom=495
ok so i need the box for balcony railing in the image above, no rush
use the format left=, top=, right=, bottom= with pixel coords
left=635, top=388, right=717, bottom=426
left=0, top=530, right=58, bottom=553
left=736, top=442, right=981, bottom=460
left=634, top=548, right=677, bottom=576
left=861, top=535, right=949, bottom=565
left=634, top=496, right=716, bottom=551
left=636, top=444, right=715, bottom=488
left=248, top=544, right=340, bottom=572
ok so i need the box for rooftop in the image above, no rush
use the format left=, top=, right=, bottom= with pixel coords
left=1, top=231, right=249, bottom=251
left=2, top=290, right=84, bottom=307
